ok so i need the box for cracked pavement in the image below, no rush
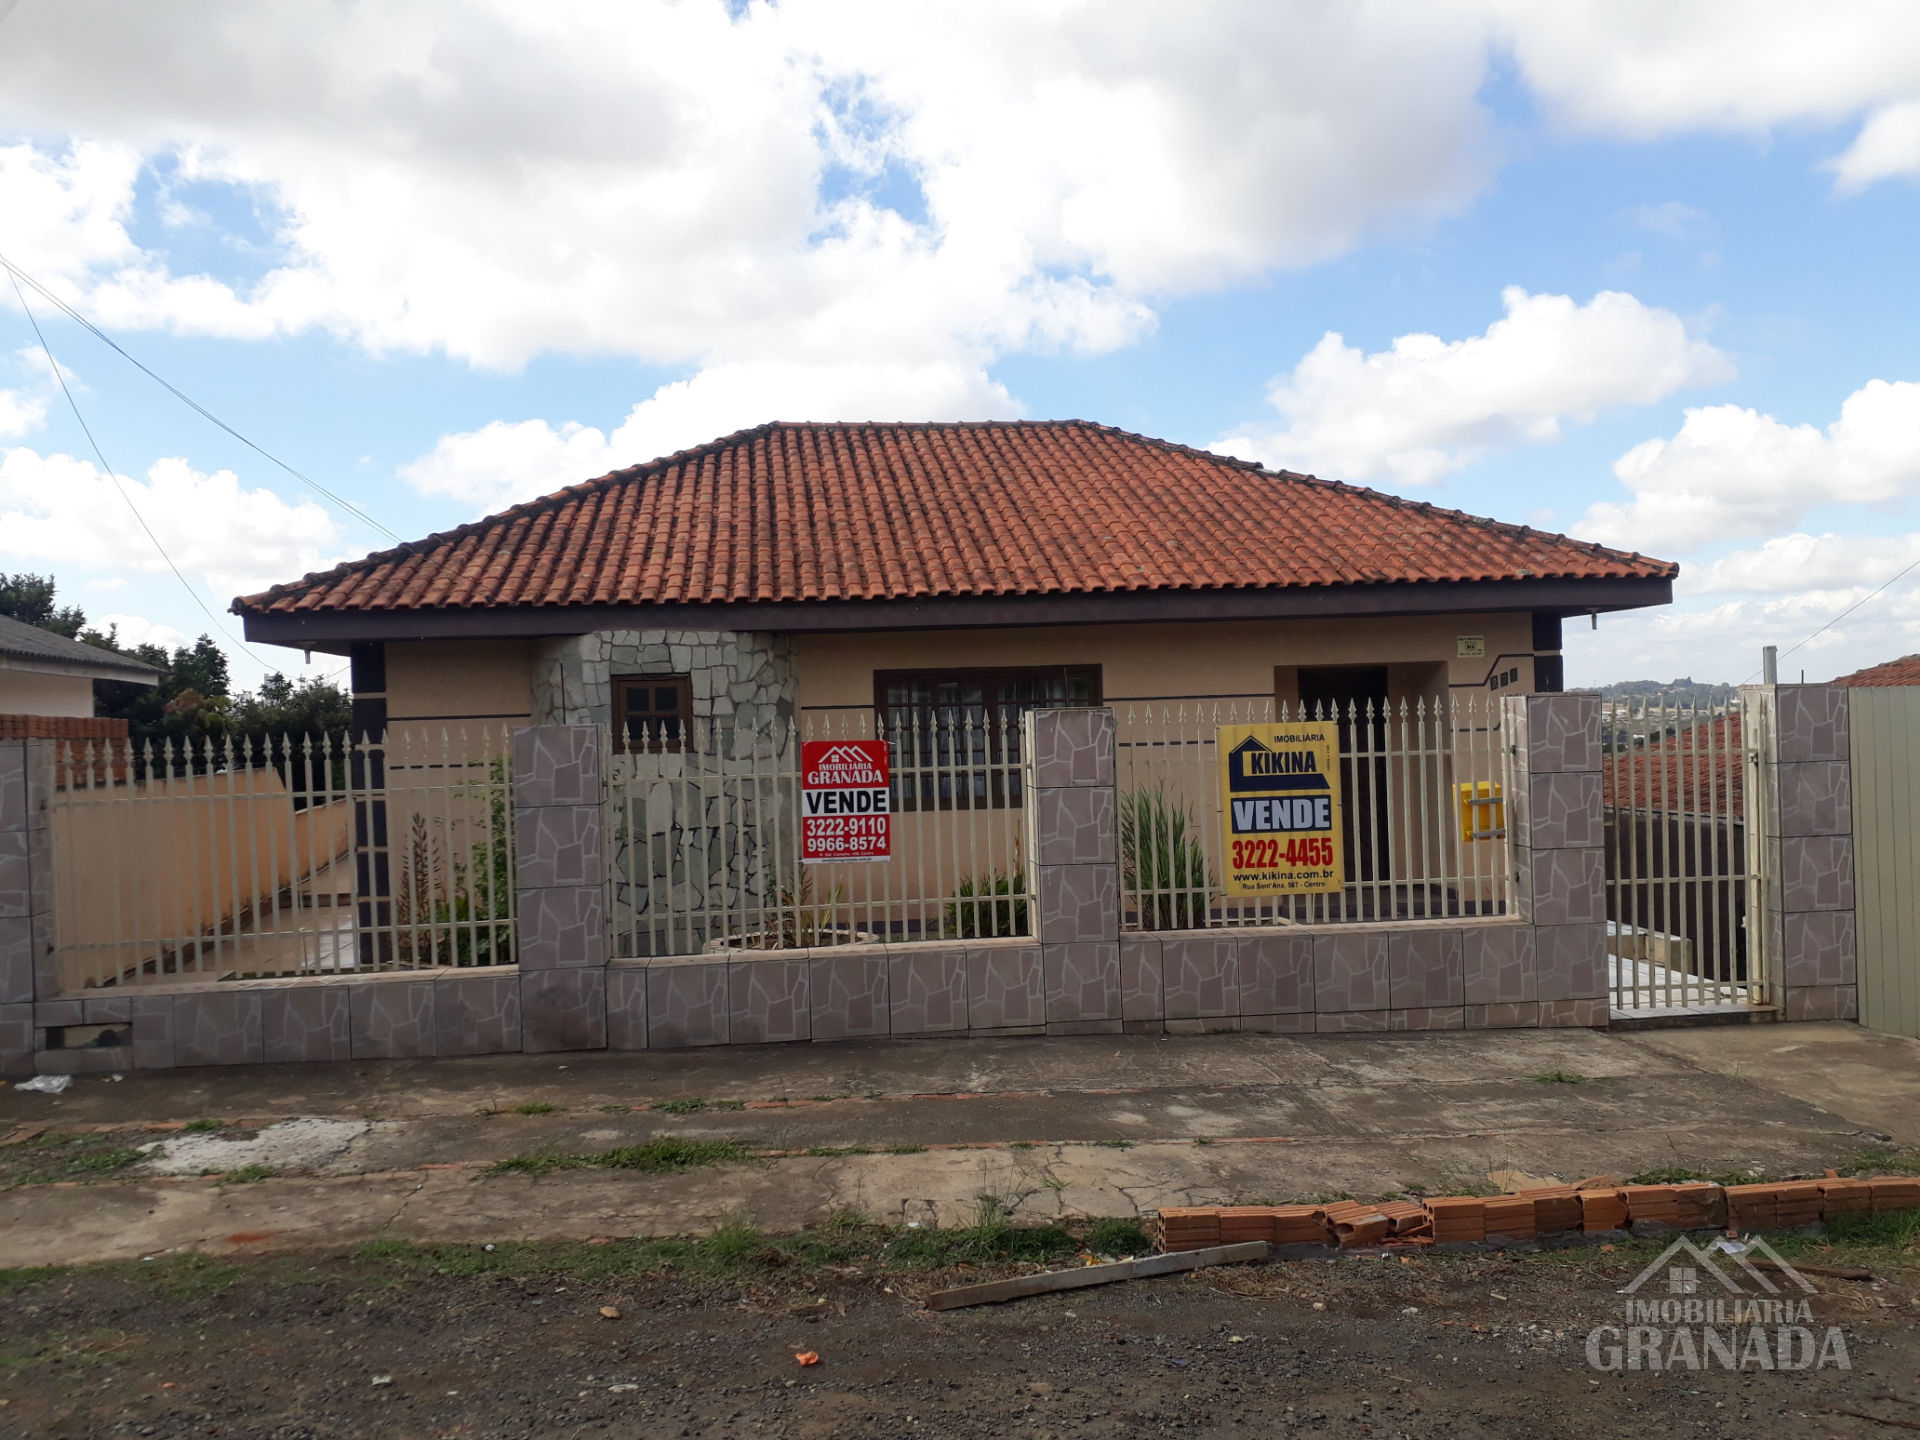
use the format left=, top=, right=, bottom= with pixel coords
left=3, top=1021, right=1917, bottom=1265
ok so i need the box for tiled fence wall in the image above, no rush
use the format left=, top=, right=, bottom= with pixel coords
left=1749, top=685, right=1858, bottom=1022
left=0, top=691, right=1867, bottom=1073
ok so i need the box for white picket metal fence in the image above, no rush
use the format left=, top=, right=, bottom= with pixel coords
left=608, top=707, right=1035, bottom=958
left=1115, top=695, right=1516, bottom=928
left=1602, top=696, right=1767, bottom=1014
left=47, top=727, right=516, bottom=991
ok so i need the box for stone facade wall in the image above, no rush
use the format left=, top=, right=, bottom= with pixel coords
left=533, top=631, right=798, bottom=956
left=1748, top=685, right=1857, bottom=1022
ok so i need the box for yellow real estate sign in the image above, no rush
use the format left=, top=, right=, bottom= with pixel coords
left=1219, top=722, right=1344, bottom=896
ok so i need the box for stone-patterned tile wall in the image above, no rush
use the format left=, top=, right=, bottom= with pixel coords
left=513, top=726, right=606, bottom=1062
left=1502, top=692, right=1607, bottom=1024
left=1750, top=685, right=1859, bottom=1023
left=0, top=739, right=51, bottom=1076
left=533, top=630, right=797, bottom=959
left=1024, top=709, right=1123, bottom=1033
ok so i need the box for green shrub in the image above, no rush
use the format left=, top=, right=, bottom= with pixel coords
left=945, top=870, right=1029, bottom=938
left=1120, top=784, right=1212, bottom=930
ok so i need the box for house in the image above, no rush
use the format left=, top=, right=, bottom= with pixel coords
left=0, top=613, right=158, bottom=729
left=1835, top=655, right=1920, bottom=687
left=232, top=420, right=1676, bottom=742
left=232, top=421, right=1676, bottom=952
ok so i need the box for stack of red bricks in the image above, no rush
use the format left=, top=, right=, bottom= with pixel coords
left=1156, top=1173, right=1920, bottom=1252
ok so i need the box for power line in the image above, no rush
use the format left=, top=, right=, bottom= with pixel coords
left=0, top=250, right=400, bottom=542
left=7, top=269, right=270, bottom=668
left=1743, top=550, right=1920, bottom=682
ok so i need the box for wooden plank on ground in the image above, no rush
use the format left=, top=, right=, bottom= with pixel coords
left=924, top=1242, right=1270, bottom=1311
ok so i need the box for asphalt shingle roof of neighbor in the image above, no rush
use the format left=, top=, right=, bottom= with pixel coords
left=1834, top=654, right=1920, bottom=687
left=0, top=613, right=161, bottom=681
left=234, top=420, right=1679, bottom=616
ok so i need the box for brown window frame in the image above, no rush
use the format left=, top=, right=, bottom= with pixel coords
left=873, top=665, right=1103, bottom=810
left=611, top=674, right=694, bottom=754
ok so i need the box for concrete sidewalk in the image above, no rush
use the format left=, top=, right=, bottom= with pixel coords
left=3, top=1022, right=1915, bottom=1265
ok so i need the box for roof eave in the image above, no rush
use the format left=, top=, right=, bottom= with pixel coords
left=239, top=573, right=1674, bottom=652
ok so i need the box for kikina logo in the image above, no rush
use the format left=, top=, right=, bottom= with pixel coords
left=1585, top=1236, right=1850, bottom=1373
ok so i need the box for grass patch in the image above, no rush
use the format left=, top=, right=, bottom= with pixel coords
left=801, top=1145, right=875, bottom=1158
left=1, top=1132, right=147, bottom=1185
left=1095, top=1138, right=1135, bottom=1150
left=1850, top=1146, right=1920, bottom=1177
left=653, top=1098, right=709, bottom=1115
left=512, top=1102, right=557, bottom=1115
left=884, top=1143, right=926, bottom=1155
left=598, top=1104, right=630, bottom=1114
left=181, top=1119, right=225, bottom=1134
left=1532, top=1070, right=1587, bottom=1085
left=1082, top=1218, right=1152, bottom=1256
left=218, top=1164, right=276, bottom=1185
left=492, top=1138, right=754, bottom=1177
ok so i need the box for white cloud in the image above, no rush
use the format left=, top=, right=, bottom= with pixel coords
left=0, top=389, right=43, bottom=437
left=93, top=612, right=190, bottom=653
left=1627, top=201, right=1707, bottom=237
left=0, top=447, right=344, bottom=599
left=1213, top=287, right=1730, bottom=485
left=1489, top=1, right=1920, bottom=138
left=1829, top=99, right=1920, bottom=192
left=1576, top=380, right=1920, bottom=554
left=1685, top=531, right=1920, bottom=595
left=0, top=1, right=1492, bottom=375
left=1569, top=586, right=1920, bottom=688
left=403, top=360, right=1021, bottom=514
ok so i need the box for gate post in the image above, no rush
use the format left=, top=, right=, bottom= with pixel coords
left=0, top=737, right=54, bottom=1074
left=1502, top=692, right=1609, bottom=1026
left=1749, top=685, right=1857, bottom=1020
left=1024, top=707, right=1122, bottom=1034
left=511, top=725, right=608, bottom=1052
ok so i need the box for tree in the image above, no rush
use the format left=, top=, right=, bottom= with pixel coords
left=0, top=571, right=94, bottom=641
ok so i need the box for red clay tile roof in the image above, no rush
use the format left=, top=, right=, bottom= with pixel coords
left=1603, top=712, right=1745, bottom=818
left=1835, top=654, right=1920, bottom=687
left=233, top=421, right=1677, bottom=616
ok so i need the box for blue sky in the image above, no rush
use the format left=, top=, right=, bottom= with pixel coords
left=2, top=1, right=1918, bottom=690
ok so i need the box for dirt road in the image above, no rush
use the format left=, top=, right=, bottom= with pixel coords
left=4, top=1234, right=1917, bottom=1439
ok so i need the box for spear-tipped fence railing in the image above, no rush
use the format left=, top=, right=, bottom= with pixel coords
left=1116, top=695, right=1515, bottom=928
left=607, top=707, right=1032, bottom=958
left=1602, top=695, right=1764, bottom=1012
left=46, top=727, right=515, bottom=991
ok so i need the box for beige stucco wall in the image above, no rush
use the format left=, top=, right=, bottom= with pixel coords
left=0, top=667, right=94, bottom=717
left=383, top=639, right=535, bottom=753
left=793, top=613, right=1539, bottom=712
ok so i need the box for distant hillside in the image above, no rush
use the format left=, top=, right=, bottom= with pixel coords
left=1596, top=678, right=1739, bottom=706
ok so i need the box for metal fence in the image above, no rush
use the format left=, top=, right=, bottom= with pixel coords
left=1602, top=696, right=1764, bottom=1013
left=1115, top=695, right=1515, bottom=928
left=47, top=727, right=516, bottom=991
left=608, top=707, right=1032, bottom=957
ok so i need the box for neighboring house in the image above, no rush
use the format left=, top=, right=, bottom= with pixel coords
left=231, top=420, right=1677, bottom=745
left=1835, top=655, right=1920, bottom=687
left=0, top=613, right=159, bottom=724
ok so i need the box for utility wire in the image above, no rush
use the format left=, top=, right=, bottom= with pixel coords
left=7, top=269, right=270, bottom=668
left=0, top=250, right=399, bottom=542
left=1743, top=551, right=1920, bottom=682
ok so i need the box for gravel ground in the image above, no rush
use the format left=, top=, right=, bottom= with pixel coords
left=2, top=1238, right=1917, bottom=1439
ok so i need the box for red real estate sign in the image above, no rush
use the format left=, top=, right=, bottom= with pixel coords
left=800, top=739, right=891, bottom=863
